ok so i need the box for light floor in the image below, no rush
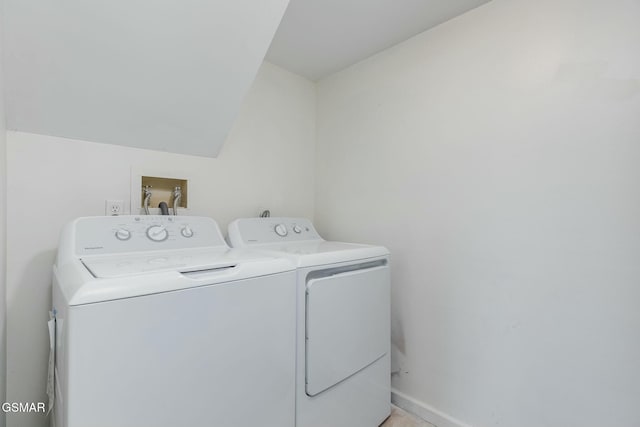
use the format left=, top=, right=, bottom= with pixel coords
left=381, top=406, right=435, bottom=427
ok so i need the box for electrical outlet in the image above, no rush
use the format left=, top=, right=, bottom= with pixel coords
left=105, top=200, right=125, bottom=216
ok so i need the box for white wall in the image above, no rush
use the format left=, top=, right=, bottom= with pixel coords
left=315, top=1, right=640, bottom=426
left=4, top=61, right=315, bottom=427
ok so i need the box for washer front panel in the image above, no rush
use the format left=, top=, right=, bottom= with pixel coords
left=64, top=271, right=296, bottom=427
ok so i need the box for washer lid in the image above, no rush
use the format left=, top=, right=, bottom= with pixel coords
left=81, top=247, right=235, bottom=278
left=57, top=248, right=296, bottom=306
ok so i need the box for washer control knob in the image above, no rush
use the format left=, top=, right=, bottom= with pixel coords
left=274, top=224, right=288, bottom=237
left=181, top=226, right=194, bottom=238
left=146, top=225, right=169, bottom=242
left=292, top=225, right=302, bottom=234
left=115, top=229, right=131, bottom=241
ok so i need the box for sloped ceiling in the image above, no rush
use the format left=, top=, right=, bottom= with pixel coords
left=3, top=0, right=290, bottom=157
left=267, top=0, right=493, bottom=81
left=3, top=0, right=493, bottom=157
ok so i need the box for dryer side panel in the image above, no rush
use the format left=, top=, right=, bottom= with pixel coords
left=305, top=265, right=390, bottom=396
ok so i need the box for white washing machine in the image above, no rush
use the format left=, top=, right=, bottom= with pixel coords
left=52, top=215, right=297, bottom=427
left=228, top=217, right=391, bottom=427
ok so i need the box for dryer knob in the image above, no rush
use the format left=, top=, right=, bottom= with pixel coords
left=292, top=225, right=302, bottom=234
left=274, top=224, right=288, bottom=237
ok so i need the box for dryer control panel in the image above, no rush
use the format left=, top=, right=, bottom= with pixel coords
left=228, top=217, right=322, bottom=247
left=72, top=215, right=227, bottom=256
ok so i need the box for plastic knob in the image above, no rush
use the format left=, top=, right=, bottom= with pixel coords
left=181, top=226, right=194, bottom=238
left=274, top=224, right=288, bottom=237
left=292, top=225, right=302, bottom=234
left=115, top=229, right=131, bottom=241
left=146, top=225, right=169, bottom=242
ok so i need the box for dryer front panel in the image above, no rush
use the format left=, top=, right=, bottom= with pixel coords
left=305, top=264, right=390, bottom=396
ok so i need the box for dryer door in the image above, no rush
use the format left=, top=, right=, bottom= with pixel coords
left=305, top=264, right=390, bottom=396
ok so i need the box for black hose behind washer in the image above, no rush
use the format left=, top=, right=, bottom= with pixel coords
left=158, top=202, right=170, bottom=215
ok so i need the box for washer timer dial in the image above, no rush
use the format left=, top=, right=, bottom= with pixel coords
left=146, top=225, right=169, bottom=242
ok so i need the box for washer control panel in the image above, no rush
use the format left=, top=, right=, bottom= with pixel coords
left=74, top=215, right=227, bottom=256
left=228, top=217, right=322, bottom=247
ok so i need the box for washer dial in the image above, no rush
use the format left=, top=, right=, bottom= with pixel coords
left=146, top=225, right=169, bottom=242
left=181, top=226, right=194, bottom=238
left=292, top=225, right=302, bottom=234
left=115, top=229, right=131, bottom=241
left=274, top=224, right=288, bottom=237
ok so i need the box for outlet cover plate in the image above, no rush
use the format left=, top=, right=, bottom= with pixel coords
left=105, top=200, right=125, bottom=216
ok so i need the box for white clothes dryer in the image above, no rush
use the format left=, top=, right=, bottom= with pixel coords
left=52, top=215, right=297, bottom=427
left=228, top=217, right=391, bottom=427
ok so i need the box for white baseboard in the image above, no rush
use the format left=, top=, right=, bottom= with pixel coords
left=391, top=388, right=474, bottom=427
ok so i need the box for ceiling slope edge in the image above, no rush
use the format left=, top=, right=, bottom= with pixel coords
left=4, top=0, right=290, bottom=157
